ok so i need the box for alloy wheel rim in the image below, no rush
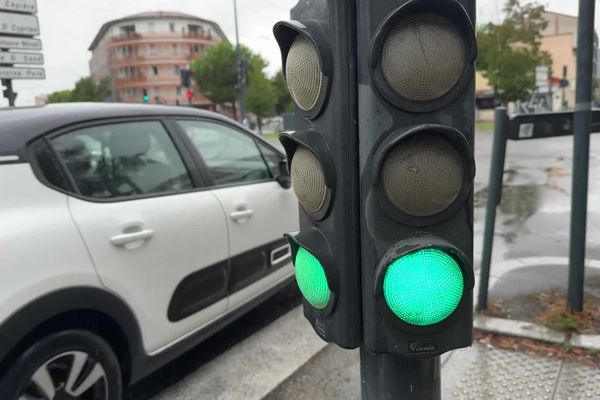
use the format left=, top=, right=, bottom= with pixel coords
left=19, top=351, right=108, bottom=400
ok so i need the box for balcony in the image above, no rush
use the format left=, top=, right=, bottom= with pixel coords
left=115, top=73, right=147, bottom=86
left=111, top=33, right=142, bottom=43
left=183, top=32, right=213, bottom=41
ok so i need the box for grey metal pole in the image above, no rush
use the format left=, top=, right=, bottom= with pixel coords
left=477, top=107, right=508, bottom=310
left=234, top=0, right=246, bottom=123
left=360, top=348, right=440, bottom=400
left=568, top=0, right=595, bottom=312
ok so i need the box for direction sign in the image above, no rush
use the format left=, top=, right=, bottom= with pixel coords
left=0, top=11, right=39, bottom=36
left=0, top=0, right=37, bottom=13
left=0, top=66, right=44, bottom=79
left=0, top=51, right=42, bottom=64
left=0, top=35, right=41, bottom=50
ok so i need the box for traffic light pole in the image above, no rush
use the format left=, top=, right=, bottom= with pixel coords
left=360, top=349, right=440, bottom=400
left=568, top=0, right=595, bottom=312
left=233, top=0, right=246, bottom=123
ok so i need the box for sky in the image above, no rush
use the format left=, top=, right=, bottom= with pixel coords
left=2, top=0, right=600, bottom=107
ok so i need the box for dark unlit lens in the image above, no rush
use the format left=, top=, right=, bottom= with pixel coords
left=381, top=133, right=464, bottom=217
left=381, top=13, right=466, bottom=101
left=286, top=35, right=323, bottom=111
left=290, top=147, right=327, bottom=214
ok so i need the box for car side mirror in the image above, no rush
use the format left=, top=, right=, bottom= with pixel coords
left=276, top=159, right=292, bottom=189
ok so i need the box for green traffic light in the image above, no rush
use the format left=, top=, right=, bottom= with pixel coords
left=294, top=247, right=331, bottom=310
left=143, top=96, right=149, bottom=103
left=383, top=248, right=463, bottom=326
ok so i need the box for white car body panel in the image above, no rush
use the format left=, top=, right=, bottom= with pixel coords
left=67, top=191, right=230, bottom=353
left=0, top=164, right=101, bottom=325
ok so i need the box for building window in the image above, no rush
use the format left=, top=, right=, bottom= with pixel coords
left=175, top=65, right=181, bottom=75
left=172, top=43, right=178, bottom=54
left=154, top=86, right=160, bottom=96
left=170, top=22, right=175, bottom=32
left=193, top=44, right=200, bottom=53
left=149, top=44, right=156, bottom=54
left=176, top=86, right=182, bottom=95
left=120, top=25, right=135, bottom=36
left=188, top=24, right=204, bottom=36
left=152, top=66, right=159, bottom=76
left=148, top=22, right=155, bottom=32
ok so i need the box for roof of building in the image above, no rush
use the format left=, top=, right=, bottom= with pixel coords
left=88, top=11, right=229, bottom=50
left=0, top=103, right=240, bottom=156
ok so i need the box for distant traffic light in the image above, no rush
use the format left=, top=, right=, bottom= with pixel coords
left=180, top=69, right=192, bottom=89
left=142, top=89, right=149, bottom=103
left=274, top=1, right=362, bottom=348
left=358, top=0, right=476, bottom=358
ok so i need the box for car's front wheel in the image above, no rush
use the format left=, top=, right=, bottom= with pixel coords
left=0, top=330, right=123, bottom=400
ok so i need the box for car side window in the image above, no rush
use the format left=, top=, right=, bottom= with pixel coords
left=257, top=141, right=283, bottom=178
left=177, top=120, right=271, bottom=186
left=51, top=121, right=193, bottom=199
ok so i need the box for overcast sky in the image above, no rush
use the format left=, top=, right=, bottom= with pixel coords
left=2, top=0, right=600, bottom=107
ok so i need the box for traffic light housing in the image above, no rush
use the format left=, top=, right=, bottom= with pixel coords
left=274, top=0, right=362, bottom=348
left=357, top=0, right=476, bottom=357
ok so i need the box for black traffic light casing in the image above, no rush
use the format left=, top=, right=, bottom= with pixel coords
left=274, top=0, right=362, bottom=348
left=357, top=0, right=476, bottom=357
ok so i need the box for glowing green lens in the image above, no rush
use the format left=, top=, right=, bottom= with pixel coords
left=294, top=247, right=331, bottom=309
left=383, top=248, right=463, bottom=326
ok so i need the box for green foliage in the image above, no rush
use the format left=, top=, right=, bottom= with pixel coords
left=477, top=0, right=552, bottom=104
left=47, top=76, right=111, bottom=103
left=271, top=70, right=293, bottom=115
left=191, top=42, right=253, bottom=111
left=47, top=90, right=73, bottom=103
left=246, top=55, right=277, bottom=131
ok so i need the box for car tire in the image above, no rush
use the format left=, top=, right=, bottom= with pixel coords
left=0, top=329, right=123, bottom=400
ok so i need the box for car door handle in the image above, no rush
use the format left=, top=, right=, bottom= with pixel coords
left=110, top=229, right=154, bottom=246
left=230, top=209, right=254, bottom=221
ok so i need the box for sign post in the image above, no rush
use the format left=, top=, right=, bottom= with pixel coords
left=0, top=0, right=43, bottom=107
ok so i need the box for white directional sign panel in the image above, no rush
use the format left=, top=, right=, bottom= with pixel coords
left=0, top=0, right=37, bottom=13
left=0, top=11, right=39, bottom=35
left=0, top=35, right=41, bottom=49
left=0, top=51, right=42, bottom=64
left=0, top=66, right=44, bottom=79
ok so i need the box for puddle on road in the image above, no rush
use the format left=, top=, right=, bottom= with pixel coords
left=475, top=185, right=541, bottom=243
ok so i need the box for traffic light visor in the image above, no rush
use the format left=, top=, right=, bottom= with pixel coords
left=383, top=248, right=463, bottom=326
left=286, top=35, right=323, bottom=111
left=381, top=132, right=464, bottom=217
left=294, top=246, right=332, bottom=310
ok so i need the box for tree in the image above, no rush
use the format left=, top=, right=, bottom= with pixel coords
left=47, top=77, right=111, bottom=103
left=191, top=41, right=253, bottom=119
left=477, top=0, right=552, bottom=104
left=47, top=90, right=73, bottom=103
left=246, top=55, right=277, bottom=132
left=271, top=70, right=293, bottom=115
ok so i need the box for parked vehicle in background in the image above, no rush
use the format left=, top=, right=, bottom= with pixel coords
left=0, top=103, right=298, bottom=399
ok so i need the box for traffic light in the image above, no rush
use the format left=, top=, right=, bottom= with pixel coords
left=142, top=89, right=149, bottom=103
left=180, top=69, right=191, bottom=88
left=357, top=0, right=476, bottom=357
left=274, top=0, right=361, bottom=348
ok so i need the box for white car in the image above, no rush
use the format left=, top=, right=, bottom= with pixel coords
left=0, top=103, right=298, bottom=399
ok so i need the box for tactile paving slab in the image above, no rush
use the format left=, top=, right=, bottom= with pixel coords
left=554, top=361, right=600, bottom=400
left=444, top=344, right=562, bottom=400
